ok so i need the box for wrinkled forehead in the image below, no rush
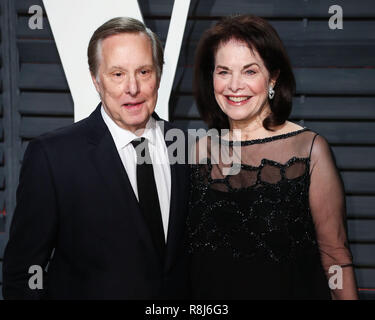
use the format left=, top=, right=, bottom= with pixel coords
left=101, top=32, right=151, bottom=54
left=99, top=32, right=154, bottom=66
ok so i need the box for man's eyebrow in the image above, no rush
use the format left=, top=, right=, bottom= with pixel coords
left=137, top=64, right=154, bottom=70
left=108, top=65, right=154, bottom=71
left=108, top=66, right=126, bottom=71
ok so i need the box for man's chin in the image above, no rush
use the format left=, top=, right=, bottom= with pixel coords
left=120, top=118, right=149, bottom=133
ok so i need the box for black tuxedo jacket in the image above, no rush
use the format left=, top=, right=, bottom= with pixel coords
left=2, top=104, right=191, bottom=299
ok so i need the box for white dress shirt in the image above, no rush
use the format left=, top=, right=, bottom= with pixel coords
left=101, top=106, right=171, bottom=242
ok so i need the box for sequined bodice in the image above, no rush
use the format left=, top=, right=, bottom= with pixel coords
left=187, top=129, right=320, bottom=263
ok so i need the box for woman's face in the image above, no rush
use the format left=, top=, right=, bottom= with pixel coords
left=213, top=39, right=276, bottom=127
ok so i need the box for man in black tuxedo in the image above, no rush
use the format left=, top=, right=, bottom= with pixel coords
left=2, top=17, right=190, bottom=299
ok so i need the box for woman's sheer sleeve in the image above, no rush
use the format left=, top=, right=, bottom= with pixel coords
left=309, top=134, right=358, bottom=300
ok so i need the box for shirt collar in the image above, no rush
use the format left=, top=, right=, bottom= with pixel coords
left=101, top=105, right=157, bottom=150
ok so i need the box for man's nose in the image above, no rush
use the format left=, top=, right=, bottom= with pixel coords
left=125, top=75, right=139, bottom=96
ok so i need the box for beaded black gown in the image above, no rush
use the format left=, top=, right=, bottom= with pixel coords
left=187, top=128, right=354, bottom=299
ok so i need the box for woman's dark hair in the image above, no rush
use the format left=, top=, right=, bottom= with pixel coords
left=193, top=15, right=295, bottom=130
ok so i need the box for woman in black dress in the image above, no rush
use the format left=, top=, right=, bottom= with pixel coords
left=187, top=15, right=358, bottom=299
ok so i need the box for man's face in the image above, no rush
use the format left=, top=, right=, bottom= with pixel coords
left=92, top=32, right=159, bottom=133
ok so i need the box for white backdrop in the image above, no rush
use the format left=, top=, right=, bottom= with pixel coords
left=42, top=0, right=190, bottom=122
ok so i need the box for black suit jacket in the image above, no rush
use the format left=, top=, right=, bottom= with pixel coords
left=2, top=104, right=191, bottom=299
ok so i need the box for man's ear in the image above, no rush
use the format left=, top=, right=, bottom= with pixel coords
left=91, top=72, right=100, bottom=92
left=156, top=76, right=161, bottom=90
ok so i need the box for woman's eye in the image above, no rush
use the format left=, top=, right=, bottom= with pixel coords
left=114, top=72, right=123, bottom=77
left=218, top=70, right=228, bottom=75
left=245, top=69, right=256, bottom=75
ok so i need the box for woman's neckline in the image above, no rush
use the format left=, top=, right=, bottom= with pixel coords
left=221, top=127, right=309, bottom=146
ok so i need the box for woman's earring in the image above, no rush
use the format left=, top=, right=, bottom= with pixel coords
left=268, top=86, right=275, bottom=100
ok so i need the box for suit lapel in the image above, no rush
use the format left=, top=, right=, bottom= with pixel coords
left=86, top=105, right=157, bottom=261
left=85, top=107, right=188, bottom=269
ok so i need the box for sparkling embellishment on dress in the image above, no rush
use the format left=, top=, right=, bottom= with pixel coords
left=187, top=128, right=320, bottom=263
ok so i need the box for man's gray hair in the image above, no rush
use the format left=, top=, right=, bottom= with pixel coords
left=88, top=17, right=164, bottom=81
